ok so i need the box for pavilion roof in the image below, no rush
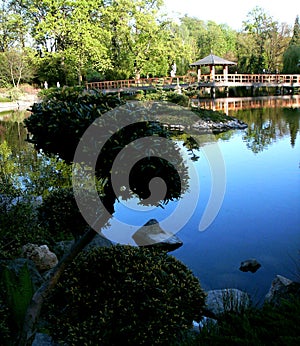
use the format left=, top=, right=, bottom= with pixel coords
left=190, top=54, right=237, bottom=66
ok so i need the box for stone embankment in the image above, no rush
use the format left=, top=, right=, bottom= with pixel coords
left=192, top=118, right=248, bottom=131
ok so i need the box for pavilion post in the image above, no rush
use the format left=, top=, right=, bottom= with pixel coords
left=223, top=65, right=228, bottom=82
left=210, top=65, right=215, bottom=82
left=197, top=68, right=201, bottom=82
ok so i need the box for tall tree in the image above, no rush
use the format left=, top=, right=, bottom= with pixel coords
left=0, top=48, right=34, bottom=88
left=289, top=15, right=300, bottom=46
left=179, top=16, right=237, bottom=74
left=264, top=22, right=290, bottom=72
left=0, top=0, right=28, bottom=51
left=13, top=0, right=112, bottom=84
left=242, top=6, right=277, bottom=72
left=283, top=15, right=300, bottom=73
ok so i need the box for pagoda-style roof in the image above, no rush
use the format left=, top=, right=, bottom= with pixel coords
left=191, top=54, right=237, bottom=66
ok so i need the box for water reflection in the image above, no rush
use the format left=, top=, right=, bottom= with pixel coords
left=0, top=113, right=72, bottom=196
left=1, top=102, right=300, bottom=301
left=193, top=96, right=300, bottom=153
left=194, top=95, right=300, bottom=115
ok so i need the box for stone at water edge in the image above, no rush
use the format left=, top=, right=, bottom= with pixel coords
left=264, top=274, right=300, bottom=307
left=239, top=258, right=261, bottom=273
left=205, top=288, right=251, bottom=316
left=132, top=219, right=183, bottom=252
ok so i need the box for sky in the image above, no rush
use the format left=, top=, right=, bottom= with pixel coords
left=162, top=0, right=299, bottom=30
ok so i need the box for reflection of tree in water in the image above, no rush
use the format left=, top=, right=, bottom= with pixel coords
left=235, top=107, right=300, bottom=153
left=0, top=114, right=72, bottom=196
left=0, top=115, right=28, bottom=153
left=79, top=120, right=193, bottom=213
left=284, top=108, right=300, bottom=147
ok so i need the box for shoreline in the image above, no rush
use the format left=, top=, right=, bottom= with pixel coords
left=0, top=94, right=39, bottom=113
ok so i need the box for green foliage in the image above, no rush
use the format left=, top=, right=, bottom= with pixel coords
left=191, top=108, right=233, bottom=122
left=1, top=262, right=34, bottom=332
left=0, top=140, right=18, bottom=187
left=0, top=1, right=296, bottom=85
left=289, top=15, right=300, bottom=47
left=238, top=7, right=290, bottom=73
left=45, top=245, right=206, bottom=345
left=0, top=49, right=35, bottom=89
left=0, top=96, right=12, bottom=102
left=35, top=53, right=72, bottom=87
left=25, top=87, right=189, bottom=205
left=283, top=45, right=300, bottom=73
left=0, top=195, right=49, bottom=259
left=180, top=16, right=237, bottom=63
left=37, top=187, right=88, bottom=241
left=0, top=292, right=10, bottom=345
left=142, top=89, right=190, bottom=106
left=25, top=87, right=124, bottom=162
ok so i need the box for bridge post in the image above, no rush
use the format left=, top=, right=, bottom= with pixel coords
left=225, top=86, right=229, bottom=97
left=211, top=87, right=216, bottom=99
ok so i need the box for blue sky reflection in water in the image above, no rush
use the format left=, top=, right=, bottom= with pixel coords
left=173, top=107, right=300, bottom=302
left=104, top=103, right=300, bottom=302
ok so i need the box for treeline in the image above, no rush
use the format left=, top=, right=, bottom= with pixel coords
left=0, top=0, right=299, bottom=88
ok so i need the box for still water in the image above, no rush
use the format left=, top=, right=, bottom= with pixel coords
left=105, top=96, right=300, bottom=302
left=174, top=104, right=300, bottom=302
left=1, top=96, right=299, bottom=303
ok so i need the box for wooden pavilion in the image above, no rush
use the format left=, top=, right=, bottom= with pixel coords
left=190, top=53, right=237, bottom=82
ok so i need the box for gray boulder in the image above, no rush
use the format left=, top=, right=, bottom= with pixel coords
left=83, top=232, right=113, bottom=251
left=239, top=258, right=261, bottom=273
left=52, top=240, right=74, bottom=259
left=31, top=333, right=58, bottom=346
left=205, top=288, right=250, bottom=316
left=52, top=233, right=113, bottom=259
left=264, top=274, right=300, bottom=307
left=132, top=219, right=183, bottom=252
left=22, top=244, right=58, bottom=271
left=192, top=317, right=218, bottom=334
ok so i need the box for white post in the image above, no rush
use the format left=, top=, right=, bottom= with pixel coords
left=223, top=65, right=228, bottom=82
left=197, top=68, right=201, bottom=82
left=210, top=65, right=215, bottom=82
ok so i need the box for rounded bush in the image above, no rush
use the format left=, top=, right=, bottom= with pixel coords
left=46, top=245, right=206, bottom=345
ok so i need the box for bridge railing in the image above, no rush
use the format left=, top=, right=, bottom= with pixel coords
left=86, top=75, right=197, bottom=90
left=86, top=74, right=300, bottom=90
left=215, top=74, right=300, bottom=84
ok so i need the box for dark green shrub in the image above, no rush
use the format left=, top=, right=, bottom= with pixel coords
left=37, top=187, right=89, bottom=242
left=0, top=294, right=10, bottom=345
left=0, top=195, right=48, bottom=259
left=142, top=90, right=190, bottom=106
left=165, top=92, right=190, bottom=107
left=45, top=245, right=206, bottom=345
left=25, top=87, right=124, bottom=162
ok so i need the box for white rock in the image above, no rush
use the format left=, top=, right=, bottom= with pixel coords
left=205, top=288, right=250, bottom=315
left=22, top=243, right=58, bottom=271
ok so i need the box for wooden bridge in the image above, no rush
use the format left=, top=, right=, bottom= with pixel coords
left=86, top=74, right=300, bottom=93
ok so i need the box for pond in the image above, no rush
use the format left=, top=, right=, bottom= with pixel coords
left=102, top=96, right=300, bottom=303
left=1, top=96, right=299, bottom=303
